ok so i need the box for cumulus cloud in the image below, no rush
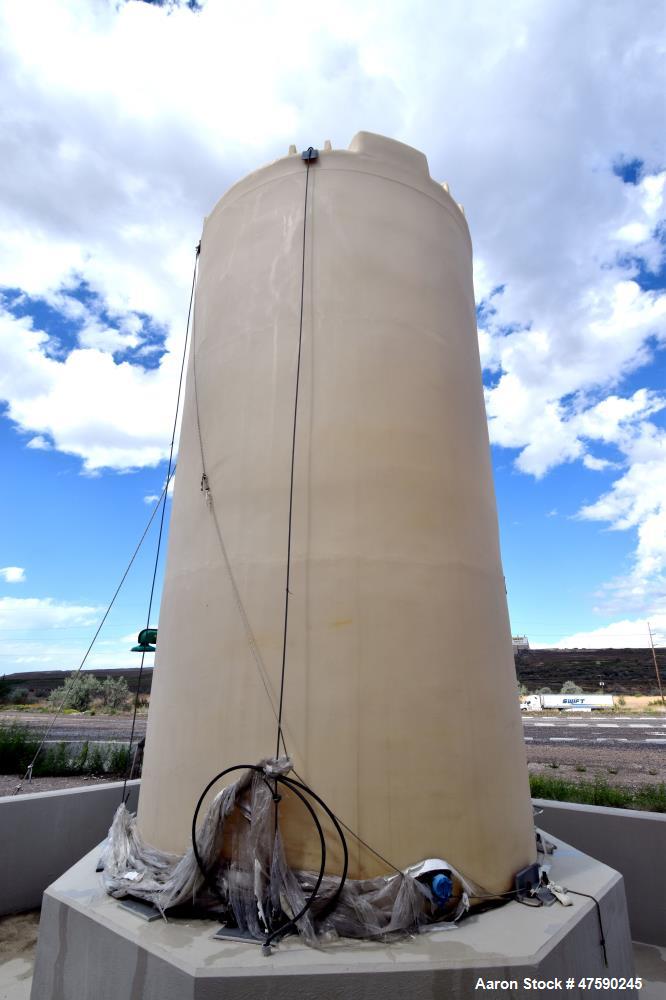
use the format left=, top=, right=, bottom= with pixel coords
left=578, top=427, right=666, bottom=612
left=0, top=306, right=179, bottom=471
left=0, top=596, right=98, bottom=629
left=0, top=567, right=26, bottom=583
left=25, top=435, right=52, bottom=450
left=0, top=0, right=664, bottom=612
left=553, top=614, right=665, bottom=650
left=0, top=594, right=150, bottom=670
left=0, top=595, right=129, bottom=671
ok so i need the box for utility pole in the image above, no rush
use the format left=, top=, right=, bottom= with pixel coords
left=647, top=621, right=665, bottom=706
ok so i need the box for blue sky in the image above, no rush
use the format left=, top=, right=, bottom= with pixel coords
left=0, top=0, right=665, bottom=673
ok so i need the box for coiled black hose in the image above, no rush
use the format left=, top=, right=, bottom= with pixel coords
left=191, top=763, right=348, bottom=950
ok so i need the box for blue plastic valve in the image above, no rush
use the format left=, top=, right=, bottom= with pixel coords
left=431, top=873, right=453, bottom=903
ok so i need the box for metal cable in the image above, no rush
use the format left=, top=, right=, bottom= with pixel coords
left=191, top=250, right=286, bottom=745
left=275, top=151, right=313, bottom=758
left=121, top=241, right=200, bottom=803
left=291, top=767, right=404, bottom=877
left=12, top=478, right=170, bottom=795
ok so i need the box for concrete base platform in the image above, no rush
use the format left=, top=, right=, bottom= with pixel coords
left=31, top=835, right=634, bottom=1000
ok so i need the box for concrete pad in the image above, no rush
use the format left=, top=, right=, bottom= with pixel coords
left=31, top=834, right=633, bottom=999
left=631, top=943, right=666, bottom=1000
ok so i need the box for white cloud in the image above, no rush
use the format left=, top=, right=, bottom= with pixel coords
left=0, top=306, right=178, bottom=471
left=25, top=435, right=52, bottom=450
left=0, top=595, right=147, bottom=672
left=0, top=0, right=664, bottom=606
left=578, top=427, right=666, bottom=612
left=573, top=389, right=665, bottom=446
left=615, top=222, right=650, bottom=244
left=144, top=471, right=174, bottom=504
left=554, top=614, right=665, bottom=650
left=0, top=566, right=26, bottom=583
left=583, top=455, right=615, bottom=472
left=0, top=596, right=98, bottom=629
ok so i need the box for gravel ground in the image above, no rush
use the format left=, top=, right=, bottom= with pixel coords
left=0, top=774, right=120, bottom=797
left=0, top=710, right=146, bottom=743
left=525, top=743, right=665, bottom=790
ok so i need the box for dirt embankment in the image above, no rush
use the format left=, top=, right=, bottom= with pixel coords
left=515, top=647, right=664, bottom=695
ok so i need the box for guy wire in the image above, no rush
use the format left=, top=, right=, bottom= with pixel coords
left=275, top=152, right=313, bottom=759
left=121, top=241, right=200, bottom=803
left=13, top=478, right=171, bottom=796
left=190, top=246, right=287, bottom=750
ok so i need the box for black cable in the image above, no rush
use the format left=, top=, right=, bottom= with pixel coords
left=278, top=774, right=349, bottom=920
left=292, top=767, right=404, bottom=877
left=189, top=763, right=342, bottom=949
left=122, top=241, right=200, bottom=803
left=565, top=888, right=608, bottom=967
left=275, top=151, right=315, bottom=758
left=191, top=764, right=276, bottom=905
left=262, top=777, right=327, bottom=950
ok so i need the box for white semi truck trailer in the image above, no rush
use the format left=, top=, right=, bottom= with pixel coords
left=520, top=693, right=615, bottom=712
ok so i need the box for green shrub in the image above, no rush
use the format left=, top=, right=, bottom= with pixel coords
left=101, top=677, right=131, bottom=711
left=86, top=744, right=106, bottom=774
left=73, top=741, right=89, bottom=773
left=0, top=676, right=12, bottom=703
left=561, top=681, right=583, bottom=694
left=530, top=775, right=666, bottom=813
left=0, top=725, right=138, bottom=779
left=633, top=784, right=666, bottom=811
left=0, top=724, right=39, bottom=774
left=47, top=673, right=102, bottom=712
left=106, top=744, right=130, bottom=775
left=35, top=742, right=70, bottom=777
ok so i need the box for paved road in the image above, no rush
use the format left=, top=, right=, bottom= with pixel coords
left=5, top=712, right=666, bottom=748
left=522, top=714, right=666, bottom=748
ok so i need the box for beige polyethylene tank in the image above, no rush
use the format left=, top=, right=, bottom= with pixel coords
left=138, top=132, right=536, bottom=894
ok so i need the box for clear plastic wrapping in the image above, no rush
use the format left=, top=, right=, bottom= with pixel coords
left=101, top=759, right=483, bottom=945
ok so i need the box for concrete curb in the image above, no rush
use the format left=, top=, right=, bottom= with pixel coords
left=0, top=780, right=140, bottom=916
left=535, top=798, right=665, bottom=946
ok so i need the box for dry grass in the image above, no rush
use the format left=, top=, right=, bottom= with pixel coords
left=619, top=695, right=666, bottom=711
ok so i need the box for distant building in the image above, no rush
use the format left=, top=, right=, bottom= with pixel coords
left=512, top=635, right=530, bottom=651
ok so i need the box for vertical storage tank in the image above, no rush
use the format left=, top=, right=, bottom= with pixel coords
left=138, top=132, right=535, bottom=894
